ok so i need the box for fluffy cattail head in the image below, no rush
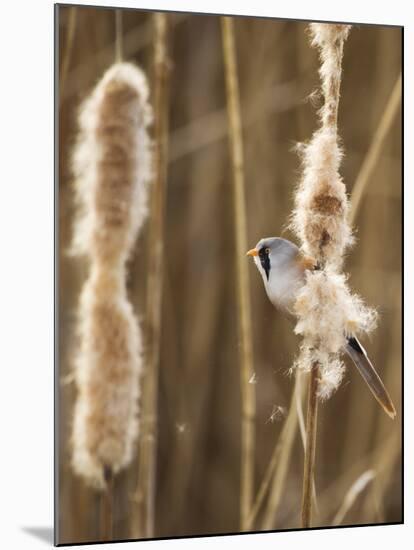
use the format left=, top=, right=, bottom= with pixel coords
left=72, top=62, right=152, bottom=267
left=71, top=62, right=152, bottom=488
left=290, top=24, right=377, bottom=399
left=292, top=129, right=353, bottom=266
left=309, top=23, right=351, bottom=130
left=293, top=269, right=377, bottom=397
left=292, top=24, right=352, bottom=268
left=72, top=273, right=142, bottom=488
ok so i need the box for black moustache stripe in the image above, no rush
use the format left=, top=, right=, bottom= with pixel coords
left=259, top=248, right=270, bottom=281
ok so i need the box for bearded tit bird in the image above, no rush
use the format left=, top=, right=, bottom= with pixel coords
left=247, top=237, right=396, bottom=419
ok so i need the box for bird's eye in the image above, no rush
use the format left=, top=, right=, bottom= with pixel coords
left=265, top=247, right=270, bottom=254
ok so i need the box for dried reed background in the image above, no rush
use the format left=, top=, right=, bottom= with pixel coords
left=57, top=6, right=402, bottom=544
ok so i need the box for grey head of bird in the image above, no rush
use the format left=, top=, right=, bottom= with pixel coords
left=246, top=237, right=312, bottom=316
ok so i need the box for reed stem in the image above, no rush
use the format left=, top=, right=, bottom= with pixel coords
left=115, top=9, right=123, bottom=62
left=332, top=470, right=375, bottom=525
left=258, top=374, right=302, bottom=530
left=135, top=12, right=170, bottom=539
left=59, top=6, right=77, bottom=101
left=221, top=15, right=256, bottom=531
left=248, top=378, right=301, bottom=529
left=301, top=364, right=319, bottom=528
left=349, top=74, right=401, bottom=224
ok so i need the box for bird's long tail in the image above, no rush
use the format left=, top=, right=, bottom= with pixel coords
left=345, top=336, right=396, bottom=419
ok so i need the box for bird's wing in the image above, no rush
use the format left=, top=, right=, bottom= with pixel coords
left=345, top=336, right=396, bottom=419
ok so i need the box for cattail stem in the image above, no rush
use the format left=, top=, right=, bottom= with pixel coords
left=297, top=373, right=319, bottom=515
left=135, top=12, right=170, bottom=539
left=349, top=74, right=401, bottom=224
left=221, top=15, right=256, bottom=531
left=301, top=364, right=319, bottom=528
left=100, top=467, right=114, bottom=540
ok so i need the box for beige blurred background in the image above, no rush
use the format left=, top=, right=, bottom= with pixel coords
left=57, top=5, right=402, bottom=544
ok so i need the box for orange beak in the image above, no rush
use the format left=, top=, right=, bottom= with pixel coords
left=246, top=248, right=258, bottom=257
